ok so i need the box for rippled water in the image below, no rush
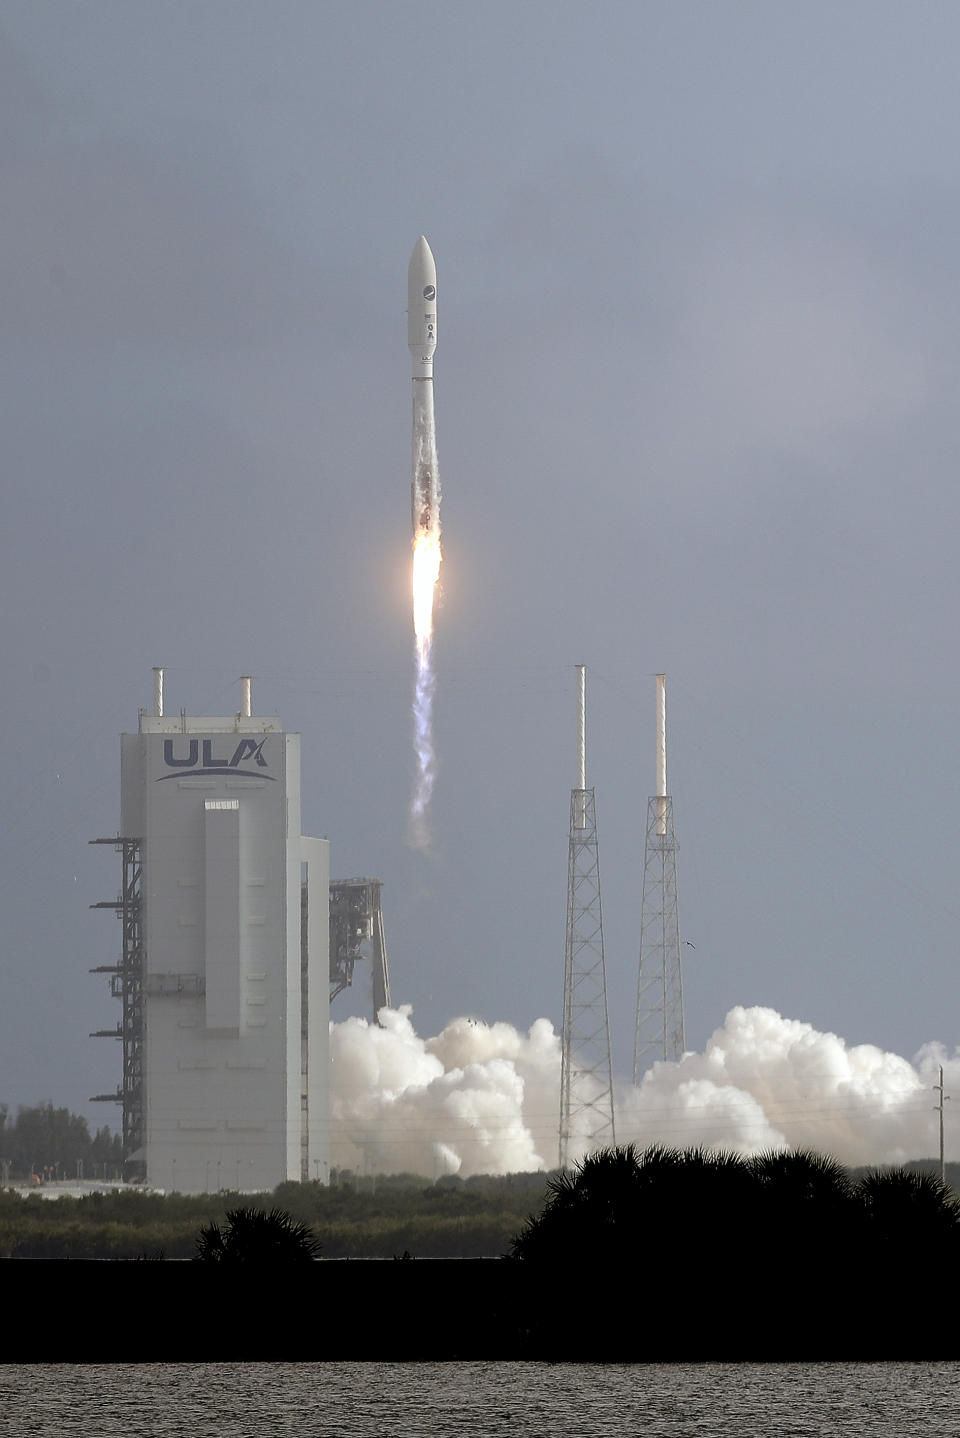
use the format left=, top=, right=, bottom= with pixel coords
left=4, top=1360, right=959, bottom=1436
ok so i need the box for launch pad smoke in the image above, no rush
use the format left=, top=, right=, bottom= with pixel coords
left=329, top=1005, right=954, bottom=1177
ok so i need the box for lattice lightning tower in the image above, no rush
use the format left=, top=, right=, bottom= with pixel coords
left=559, top=664, right=616, bottom=1168
left=633, top=673, right=685, bottom=1080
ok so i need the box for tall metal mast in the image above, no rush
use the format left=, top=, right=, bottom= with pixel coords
left=559, top=664, right=616, bottom=1167
left=633, top=673, right=685, bottom=1080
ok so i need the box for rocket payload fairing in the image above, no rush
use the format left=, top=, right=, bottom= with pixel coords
left=408, top=235, right=439, bottom=535
left=408, top=234, right=437, bottom=375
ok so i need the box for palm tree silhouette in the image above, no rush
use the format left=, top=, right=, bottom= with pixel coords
left=194, top=1206, right=321, bottom=1264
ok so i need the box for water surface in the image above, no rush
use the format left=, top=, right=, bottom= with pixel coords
left=4, top=1360, right=957, bottom=1437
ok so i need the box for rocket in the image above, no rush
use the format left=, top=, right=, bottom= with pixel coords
left=408, top=236, right=440, bottom=535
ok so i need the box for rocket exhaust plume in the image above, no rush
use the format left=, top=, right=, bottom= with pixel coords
left=407, top=236, right=442, bottom=850
left=330, top=1004, right=957, bottom=1177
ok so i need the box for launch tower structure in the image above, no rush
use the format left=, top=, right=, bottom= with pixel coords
left=559, top=665, right=616, bottom=1168
left=90, top=835, right=145, bottom=1160
left=633, top=674, right=685, bottom=1080
left=328, top=877, right=391, bottom=1020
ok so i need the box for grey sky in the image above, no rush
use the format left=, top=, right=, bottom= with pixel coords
left=3, top=2, right=960, bottom=1134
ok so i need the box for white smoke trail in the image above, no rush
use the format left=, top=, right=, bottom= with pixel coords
left=407, top=391, right=441, bottom=851
left=408, top=533, right=441, bottom=849
left=330, top=1004, right=958, bottom=1176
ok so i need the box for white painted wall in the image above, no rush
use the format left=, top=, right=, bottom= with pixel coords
left=120, top=715, right=329, bottom=1194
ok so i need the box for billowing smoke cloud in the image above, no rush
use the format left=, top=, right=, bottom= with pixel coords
left=330, top=1005, right=956, bottom=1175
left=330, top=1007, right=560, bottom=1177
left=620, top=1006, right=941, bottom=1166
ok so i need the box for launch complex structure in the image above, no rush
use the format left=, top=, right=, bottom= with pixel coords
left=91, top=670, right=390, bottom=1193
left=89, top=239, right=685, bottom=1187
left=559, top=669, right=686, bottom=1167
left=633, top=673, right=685, bottom=1076
left=559, top=665, right=616, bottom=1167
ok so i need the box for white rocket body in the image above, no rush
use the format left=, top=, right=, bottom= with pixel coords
left=408, top=235, right=437, bottom=377
left=409, top=236, right=440, bottom=535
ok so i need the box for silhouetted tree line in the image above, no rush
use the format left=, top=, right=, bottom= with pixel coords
left=511, top=1145, right=960, bottom=1358
left=0, top=1103, right=123, bottom=1181
left=4, top=1141, right=960, bottom=1357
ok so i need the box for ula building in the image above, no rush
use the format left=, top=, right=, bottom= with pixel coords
left=92, top=672, right=329, bottom=1194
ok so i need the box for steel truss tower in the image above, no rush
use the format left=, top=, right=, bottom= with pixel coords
left=633, top=674, right=685, bottom=1080
left=90, top=835, right=145, bottom=1173
left=327, top=877, right=391, bottom=1020
left=559, top=665, right=616, bottom=1168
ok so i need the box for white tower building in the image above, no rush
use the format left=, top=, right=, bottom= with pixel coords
left=96, top=673, right=329, bottom=1194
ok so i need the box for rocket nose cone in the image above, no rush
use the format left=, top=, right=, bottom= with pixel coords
left=408, top=235, right=437, bottom=291
left=408, top=235, right=437, bottom=364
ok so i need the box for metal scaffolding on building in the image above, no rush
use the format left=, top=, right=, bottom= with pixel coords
left=633, top=675, right=685, bottom=1080
left=327, top=877, right=391, bottom=1021
left=559, top=665, right=616, bottom=1168
left=89, top=835, right=145, bottom=1174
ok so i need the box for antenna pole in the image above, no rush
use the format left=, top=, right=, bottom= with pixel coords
left=655, top=673, right=667, bottom=836
left=575, top=663, right=586, bottom=829
left=934, top=1065, right=950, bottom=1186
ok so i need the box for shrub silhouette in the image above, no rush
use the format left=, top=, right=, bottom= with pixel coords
left=512, top=1144, right=960, bottom=1278
left=858, top=1167, right=960, bottom=1257
left=512, top=1143, right=759, bottom=1269
left=194, top=1206, right=321, bottom=1264
left=749, top=1149, right=858, bottom=1262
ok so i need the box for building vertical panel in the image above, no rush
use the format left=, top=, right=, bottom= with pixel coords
left=282, top=736, right=302, bottom=1184
left=203, top=800, right=242, bottom=1032
left=301, top=836, right=331, bottom=1183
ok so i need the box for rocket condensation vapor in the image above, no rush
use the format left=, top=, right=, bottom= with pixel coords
left=407, top=236, right=442, bottom=849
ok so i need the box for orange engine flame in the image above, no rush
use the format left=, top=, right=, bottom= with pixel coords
left=412, top=530, right=442, bottom=654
